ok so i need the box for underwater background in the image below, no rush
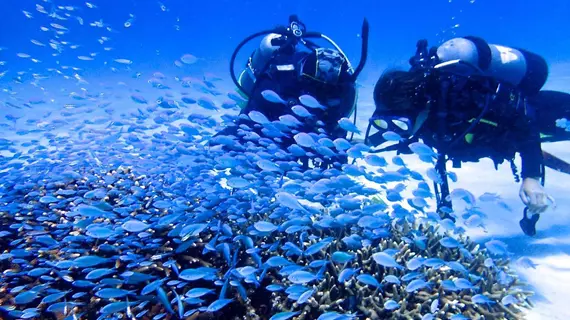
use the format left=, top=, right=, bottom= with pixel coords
left=1, top=0, right=570, bottom=319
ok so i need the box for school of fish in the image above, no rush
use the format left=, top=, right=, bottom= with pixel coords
left=0, top=1, right=537, bottom=320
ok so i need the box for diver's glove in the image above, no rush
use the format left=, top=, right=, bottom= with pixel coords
left=518, top=177, right=556, bottom=236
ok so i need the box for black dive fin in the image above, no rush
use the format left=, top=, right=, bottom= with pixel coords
left=520, top=207, right=540, bottom=236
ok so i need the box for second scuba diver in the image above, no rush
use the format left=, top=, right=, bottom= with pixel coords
left=366, top=36, right=569, bottom=236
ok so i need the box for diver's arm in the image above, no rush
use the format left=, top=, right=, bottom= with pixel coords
left=517, top=100, right=544, bottom=180
left=519, top=138, right=543, bottom=180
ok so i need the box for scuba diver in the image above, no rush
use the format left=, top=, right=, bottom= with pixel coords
left=365, top=36, right=570, bottom=236
left=217, top=15, right=369, bottom=167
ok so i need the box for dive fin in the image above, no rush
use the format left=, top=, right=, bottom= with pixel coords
left=520, top=207, right=539, bottom=236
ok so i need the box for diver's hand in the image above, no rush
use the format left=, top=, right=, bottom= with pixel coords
left=519, top=177, right=555, bottom=214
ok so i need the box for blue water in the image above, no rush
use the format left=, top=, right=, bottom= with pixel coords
left=3, top=1, right=569, bottom=75
left=1, top=0, right=570, bottom=319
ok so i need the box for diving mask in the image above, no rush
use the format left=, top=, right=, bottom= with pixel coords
left=365, top=111, right=425, bottom=147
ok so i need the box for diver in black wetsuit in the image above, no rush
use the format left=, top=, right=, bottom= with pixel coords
left=217, top=15, right=369, bottom=167
left=365, top=36, right=568, bottom=236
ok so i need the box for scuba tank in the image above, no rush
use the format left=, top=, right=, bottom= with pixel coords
left=237, top=33, right=283, bottom=97
left=435, top=37, right=549, bottom=96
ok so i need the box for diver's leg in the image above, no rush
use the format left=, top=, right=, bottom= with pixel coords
left=435, top=155, right=455, bottom=221
left=532, top=90, right=570, bottom=142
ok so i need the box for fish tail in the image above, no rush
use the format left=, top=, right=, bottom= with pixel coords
left=316, top=262, right=329, bottom=279
left=219, top=278, right=230, bottom=300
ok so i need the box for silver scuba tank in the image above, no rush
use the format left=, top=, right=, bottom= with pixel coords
left=237, top=33, right=283, bottom=97
left=436, top=37, right=548, bottom=95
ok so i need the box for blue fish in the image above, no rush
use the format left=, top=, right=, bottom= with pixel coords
left=73, top=255, right=110, bottom=268
left=95, top=288, right=133, bottom=299
left=338, top=267, right=360, bottom=283
left=384, top=299, right=400, bottom=311
left=406, top=279, right=431, bottom=292
left=331, top=251, right=355, bottom=264
left=471, top=294, right=496, bottom=304
left=206, top=298, right=234, bottom=312
left=291, top=105, right=313, bottom=118
left=122, top=220, right=150, bottom=232
left=338, top=118, right=361, bottom=134
left=372, top=252, right=403, bottom=269
left=439, top=237, right=462, bottom=248
left=270, top=311, right=301, bottom=320
left=253, top=221, right=278, bottom=233
left=356, top=274, right=381, bottom=288
left=484, top=240, right=510, bottom=256
left=383, top=275, right=401, bottom=285
left=288, top=270, right=321, bottom=284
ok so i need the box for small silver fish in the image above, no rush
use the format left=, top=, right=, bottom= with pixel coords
left=261, top=90, right=287, bottom=105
